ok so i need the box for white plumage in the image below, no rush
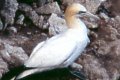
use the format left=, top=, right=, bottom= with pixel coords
left=25, top=28, right=89, bottom=68
left=16, top=3, right=91, bottom=79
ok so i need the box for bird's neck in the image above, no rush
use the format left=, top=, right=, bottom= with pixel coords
left=65, top=16, right=87, bottom=33
left=65, top=16, right=80, bottom=28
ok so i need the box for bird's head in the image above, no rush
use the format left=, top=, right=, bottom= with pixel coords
left=65, top=3, right=99, bottom=28
left=65, top=3, right=87, bottom=18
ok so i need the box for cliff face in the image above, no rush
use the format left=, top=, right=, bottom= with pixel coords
left=0, top=0, right=120, bottom=80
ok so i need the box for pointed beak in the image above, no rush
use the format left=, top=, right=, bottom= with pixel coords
left=86, top=12, right=100, bottom=20
left=79, top=12, right=100, bottom=20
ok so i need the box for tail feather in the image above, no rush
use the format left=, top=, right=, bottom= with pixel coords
left=15, top=68, right=40, bottom=80
left=16, top=68, right=71, bottom=80
left=15, top=67, right=53, bottom=80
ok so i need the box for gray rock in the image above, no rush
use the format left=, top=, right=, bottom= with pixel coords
left=90, top=39, right=120, bottom=80
left=85, top=0, right=103, bottom=13
left=100, top=0, right=106, bottom=1
left=79, top=54, right=110, bottom=80
left=18, top=3, right=44, bottom=28
left=0, top=41, right=8, bottom=78
left=99, top=13, right=110, bottom=22
left=36, top=2, right=62, bottom=14
left=30, top=12, right=44, bottom=28
left=0, top=0, right=18, bottom=29
left=37, top=0, right=47, bottom=6
left=48, top=13, right=67, bottom=36
left=18, top=3, right=32, bottom=12
left=0, top=42, right=28, bottom=67
left=80, top=15, right=99, bottom=29
left=8, top=26, right=17, bottom=34
left=42, top=22, right=49, bottom=29
left=0, top=56, right=8, bottom=78
left=83, top=20, right=98, bottom=29
left=108, top=0, right=120, bottom=16
left=37, top=0, right=53, bottom=7
left=88, top=16, right=120, bottom=80
left=0, top=39, right=28, bottom=78
left=62, top=0, right=104, bottom=13
left=0, top=19, right=3, bottom=30
left=62, top=0, right=85, bottom=5
left=16, top=14, right=25, bottom=25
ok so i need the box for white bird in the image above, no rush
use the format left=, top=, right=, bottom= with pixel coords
left=13, top=3, right=97, bottom=80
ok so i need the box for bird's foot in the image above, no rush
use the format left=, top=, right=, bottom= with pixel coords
left=70, top=63, right=83, bottom=70
left=69, top=69, right=86, bottom=80
left=69, top=63, right=86, bottom=80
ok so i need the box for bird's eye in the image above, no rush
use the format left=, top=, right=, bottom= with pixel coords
left=78, top=11, right=86, bottom=14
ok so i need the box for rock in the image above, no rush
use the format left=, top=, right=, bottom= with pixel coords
left=0, top=42, right=28, bottom=67
left=29, top=11, right=44, bottom=28
left=8, top=26, right=17, bottom=34
left=16, top=14, right=25, bottom=25
left=37, top=0, right=53, bottom=7
left=0, top=56, right=8, bottom=78
left=91, top=40, right=120, bottom=80
left=0, top=18, right=3, bottom=30
left=0, top=0, right=18, bottom=29
left=108, top=0, right=120, bottom=16
left=36, top=2, right=62, bottom=14
left=99, top=13, right=110, bottom=22
left=86, top=15, right=120, bottom=80
left=0, top=39, right=28, bottom=78
left=42, top=22, right=49, bottom=29
left=62, top=0, right=85, bottom=5
left=62, top=0, right=104, bottom=13
left=78, top=54, right=109, bottom=80
left=48, top=13, right=67, bottom=36
left=99, top=25, right=119, bottom=41
left=100, top=16, right=120, bottom=39
left=83, top=20, right=98, bottom=29
left=98, top=0, right=120, bottom=17
left=37, top=0, right=47, bottom=7
left=81, top=15, right=99, bottom=29
left=96, top=1, right=114, bottom=17
left=85, top=0, right=103, bottom=13
left=18, top=3, right=44, bottom=28
left=27, top=32, right=32, bottom=35
left=100, top=0, right=106, bottom=1
left=18, top=3, right=32, bottom=12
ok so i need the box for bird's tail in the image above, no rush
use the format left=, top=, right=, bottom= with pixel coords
left=15, top=68, right=40, bottom=80
left=15, top=67, right=52, bottom=80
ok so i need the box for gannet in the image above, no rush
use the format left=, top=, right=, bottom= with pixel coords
left=12, top=3, right=97, bottom=80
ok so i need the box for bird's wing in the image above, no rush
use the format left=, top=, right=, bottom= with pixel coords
left=62, top=39, right=89, bottom=67
left=28, top=35, right=60, bottom=59
left=24, top=34, right=78, bottom=68
left=29, top=41, right=45, bottom=58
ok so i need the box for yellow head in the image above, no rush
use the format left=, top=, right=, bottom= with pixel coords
left=65, top=3, right=87, bottom=17
left=65, top=3, right=87, bottom=28
left=65, top=3, right=99, bottom=29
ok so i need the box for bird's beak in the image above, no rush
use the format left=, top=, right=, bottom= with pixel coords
left=86, top=12, right=100, bottom=20
left=79, top=12, right=100, bottom=20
